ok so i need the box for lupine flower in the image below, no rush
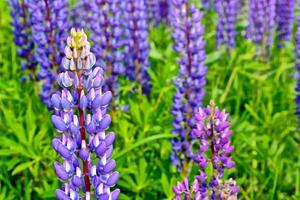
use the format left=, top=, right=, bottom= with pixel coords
left=215, top=0, right=240, bottom=48
left=201, top=0, right=214, bottom=10
left=276, top=0, right=296, bottom=46
left=170, top=0, right=207, bottom=172
left=146, top=0, right=169, bottom=26
left=173, top=101, right=239, bottom=199
left=8, top=0, right=37, bottom=76
left=71, top=0, right=95, bottom=29
left=90, top=0, right=125, bottom=97
left=246, top=0, right=276, bottom=54
left=295, top=13, right=300, bottom=121
left=123, top=0, right=151, bottom=94
left=51, top=29, right=119, bottom=200
left=27, top=0, right=69, bottom=108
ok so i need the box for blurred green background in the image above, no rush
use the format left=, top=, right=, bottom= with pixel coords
left=0, top=1, right=299, bottom=199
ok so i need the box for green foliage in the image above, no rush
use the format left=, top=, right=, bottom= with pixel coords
left=0, top=1, right=300, bottom=200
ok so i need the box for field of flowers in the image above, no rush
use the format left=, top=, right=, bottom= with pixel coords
left=0, top=0, right=299, bottom=199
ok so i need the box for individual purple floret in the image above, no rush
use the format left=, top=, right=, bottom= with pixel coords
left=123, top=0, right=151, bottom=94
left=215, top=0, right=240, bottom=48
left=170, top=0, right=207, bottom=173
left=173, top=101, right=239, bottom=199
left=8, top=0, right=37, bottom=75
left=26, top=0, right=69, bottom=108
left=51, top=29, right=119, bottom=200
left=90, top=0, right=125, bottom=96
left=276, top=0, right=296, bottom=46
left=246, top=0, right=276, bottom=53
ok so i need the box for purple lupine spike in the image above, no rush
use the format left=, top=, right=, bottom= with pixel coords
left=170, top=0, right=207, bottom=173
left=173, top=101, right=239, bottom=199
left=295, top=12, right=300, bottom=122
left=90, top=0, right=125, bottom=97
left=51, top=29, right=119, bottom=200
left=123, top=0, right=151, bottom=94
left=8, top=0, right=38, bottom=76
left=70, top=0, right=95, bottom=29
left=246, top=0, right=276, bottom=54
left=26, top=0, right=69, bottom=108
left=276, top=0, right=296, bottom=46
left=215, top=0, right=240, bottom=48
left=146, top=0, right=169, bottom=26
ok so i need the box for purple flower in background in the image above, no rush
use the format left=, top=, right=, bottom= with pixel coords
left=295, top=13, right=300, bottom=120
left=123, top=0, right=151, bottom=94
left=90, top=0, right=125, bottom=97
left=173, top=101, right=239, bottom=199
left=246, top=0, right=276, bottom=51
left=215, top=0, right=240, bottom=48
left=26, top=0, right=70, bottom=108
left=8, top=0, right=37, bottom=75
left=71, top=0, right=95, bottom=29
left=170, top=0, right=207, bottom=172
left=51, top=29, right=119, bottom=200
left=276, top=0, right=296, bottom=46
left=146, top=0, right=169, bottom=26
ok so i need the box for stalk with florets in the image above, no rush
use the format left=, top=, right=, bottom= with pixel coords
left=51, top=28, right=119, bottom=200
left=170, top=0, right=207, bottom=174
left=173, top=101, right=239, bottom=199
left=123, top=0, right=151, bottom=94
left=215, top=0, right=240, bottom=49
left=26, top=0, right=69, bottom=108
left=8, top=0, right=38, bottom=79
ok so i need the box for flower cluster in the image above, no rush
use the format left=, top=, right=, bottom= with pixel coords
left=170, top=0, right=207, bottom=172
left=276, top=0, right=296, bottom=46
left=51, top=29, right=119, bottom=200
left=215, top=0, right=240, bottom=49
left=8, top=0, right=37, bottom=76
left=146, top=0, right=169, bottom=26
left=90, top=0, right=125, bottom=97
left=173, top=101, right=239, bottom=199
left=27, top=0, right=69, bottom=108
left=71, top=0, right=94, bottom=29
left=246, top=0, right=276, bottom=53
left=123, top=0, right=151, bottom=94
left=295, top=12, right=300, bottom=121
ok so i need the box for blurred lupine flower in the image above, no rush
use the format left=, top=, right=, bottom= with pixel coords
left=173, top=101, right=239, bottom=199
left=90, top=0, right=125, bottom=97
left=8, top=0, right=38, bottom=75
left=27, top=0, right=69, bottom=108
left=276, top=0, right=296, bottom=46
left=51, top=29, right=119, bottom=200
left=295, top=15, right=300, bottom=120
left=146, top=0, right=169, bottom=26
left=246, top=0, right=276, bottom=53
left=215, top=0, right=240, bottom=48
left=201, top=0, right=214, bottom=10
left=170, top=0, right=207, bottom=172
left=71, top=0, right=95, bottom=29
left=123, top=0, right=151, bottom=94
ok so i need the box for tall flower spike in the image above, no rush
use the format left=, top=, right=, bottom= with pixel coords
left=295, top=11, right=300, bottom=125
left=8, top=0, right=37, bottom=76
left=123, top=0, right=151, bottom=94
left=215, top=0, right=240, bottom=49
left=146, top=0, right=169, bottom=26
left=27, top=0, right=69, bottom=108
left=276, top=0, right=296, bottom=46
left=173, top=101, right=239, bottom=199
left=246, top=0, right=276, bottom=57
left=51, top=29, right=119, bottom=200
left=170, top=0, right=207, bottom=173
left=90, top=0, right=125, bottom=97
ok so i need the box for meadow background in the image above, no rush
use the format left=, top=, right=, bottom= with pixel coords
left=0, top=0, right=299, bottom=199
